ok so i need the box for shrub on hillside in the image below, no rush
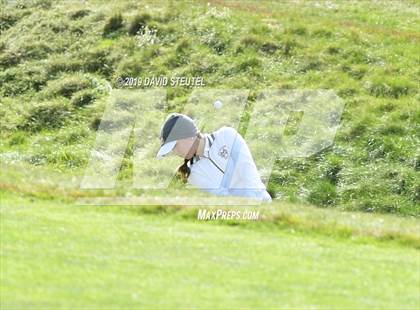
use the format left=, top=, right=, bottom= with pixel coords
left=103, top=13, right=124, bottom=36
left=286, top=26, right=307, bottom=36
left=343, top=48, right=375, bottom=64
left=162, top=38, right=190, bottom=67
left=0, top=7, right=33, bottom=31
left=54, top=127, right=91, bottom=146
left=175, top=37, right=190, bottom=54
left=189, top=54, right=219, bottom=75
left=326, top=46, right=341, bottom=55
left=113, top=53, right=146, bottom=78
left=341, top=64, right=367, bottom=80
left=365, top=76, right=414, bottom=99
left=200, top=29, right=229, bottom=55
left=308, top=180, right=337, bottom=206
left=280, top=38, right=298, bottom=56
left=0, top=41, right=53, bottom=68
left=8, top=131, right=27, bottom=146
left=239, top=35, right=263, bottom=49
left=71, top=89, right=96, bottom=107
left=323, top=157, right=343, bottom=185
left=312, top=28, right=334, bottom=38
left=18, top=101, right=71, bottom=132
left=128, top=13, right=151, bottom=35
left=69, top=9, right=91, bottom=20
left=46, top=55, right=83, bottom=76
left=237, top=56, right=261, bottom=71
left=0, top=65, right=48, bottom=96
left=269, top=36, right=298, bottom=57
left=0, top=11, right=20, bottom=31
left=260, top=41, right=279, bottom=54
left=236, top=35, right=278, bottom=55
left=43, top=74, right=91, bottom=98
left=80, top=47, right=113, bottom=76
left=156, top=7, right=180, bottom=23
left=298, top=56, right=324, bottom=73
left=44, top=146, right=88, bottom=168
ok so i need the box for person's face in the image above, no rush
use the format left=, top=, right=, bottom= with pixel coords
left=173, top=136, right=196, bottom=158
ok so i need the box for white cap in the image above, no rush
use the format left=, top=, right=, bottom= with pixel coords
left=156, top=140, right=177, bottom=159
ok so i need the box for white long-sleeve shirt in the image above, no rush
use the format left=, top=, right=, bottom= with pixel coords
left=187, top=126, right=272, bottom=202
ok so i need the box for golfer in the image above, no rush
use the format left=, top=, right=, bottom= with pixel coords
left=156, top=113, right=272, bottom=202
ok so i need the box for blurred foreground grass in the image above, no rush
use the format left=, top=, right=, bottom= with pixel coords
left=1, top=163, right=419, bottom=249
left=1, top=190, right=420, bottom=309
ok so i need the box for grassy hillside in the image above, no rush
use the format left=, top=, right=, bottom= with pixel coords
left=1, top=0, right=419, bottom=215
left=1, top=1, right=419, bottom=307
left=0, top=1, right=419, bottom=214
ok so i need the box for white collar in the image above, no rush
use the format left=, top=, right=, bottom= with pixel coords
left=202, top=133, right=211, bottom=158
left=190, top=133, right=214, bottom=165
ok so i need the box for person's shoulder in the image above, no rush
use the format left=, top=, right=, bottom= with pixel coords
left=214, top=126, right=238, bottom=138
left=211, top=127, right=241, bottom=152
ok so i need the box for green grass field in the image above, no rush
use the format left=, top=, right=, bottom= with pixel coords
left=1, top=191, right=419, bottom=309
left=1, top=0, right=419, bottom=308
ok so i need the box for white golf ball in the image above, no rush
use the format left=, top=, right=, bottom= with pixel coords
left=214, top=100, right=223, bottom=109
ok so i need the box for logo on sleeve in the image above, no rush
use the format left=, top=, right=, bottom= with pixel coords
left=218, top=145, right=229, bottom=159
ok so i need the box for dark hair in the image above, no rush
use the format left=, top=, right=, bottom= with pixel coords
left=176, top=158, right=191, bottom=183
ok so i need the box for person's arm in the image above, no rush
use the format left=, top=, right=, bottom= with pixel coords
left=228, top=134, right=272, bottom=202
